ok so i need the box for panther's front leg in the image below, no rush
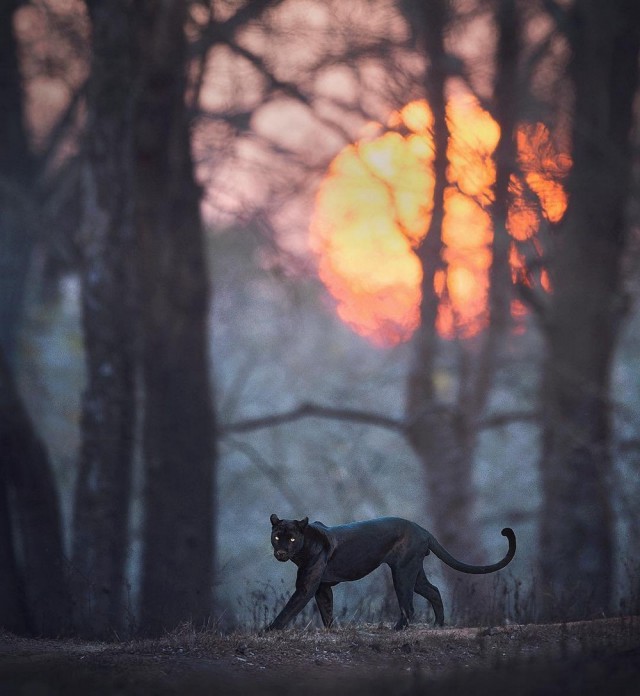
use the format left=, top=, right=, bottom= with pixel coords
left=315, top=583, right=334, bottom=628
left=267, top=585, right=317, bottom=630
left=266, top=555, right=327, bottom=631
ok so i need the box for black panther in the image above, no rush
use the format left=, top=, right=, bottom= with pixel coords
left=267, top=514, right=516, bottom=630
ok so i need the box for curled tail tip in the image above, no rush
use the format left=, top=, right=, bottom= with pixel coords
left=501, top=527, right=516, bottom=553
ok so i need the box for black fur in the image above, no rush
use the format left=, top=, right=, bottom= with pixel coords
left=267, top=514, right=516, bottom=630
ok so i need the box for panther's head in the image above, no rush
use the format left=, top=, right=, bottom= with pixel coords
left=270, top=514, right=308, bottom=562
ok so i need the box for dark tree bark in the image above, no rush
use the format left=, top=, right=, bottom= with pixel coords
left=72, top=0, right=136, bottom=637
left=473, top=0, right=520, bottom=414
left=538, top=0, right=640, bottom=619
left=0, top=0, right=35, bottom=364
left=0, top=0, right=35, bottom=635
left=405, top=0, right=479, bottom=553
left=0, top=0, right=70, bottom=638
left=0, top=348, right=70, bottom=636
left=0, top=407, right=28, bottom=635
left=133, top=0, right=217, bottom=634
left=402, top=1, right=523, bottom=621
left=403, top=3, right=488, bottom=624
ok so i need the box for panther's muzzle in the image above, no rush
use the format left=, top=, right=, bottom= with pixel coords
left=274, top=550, right=289, bottom=562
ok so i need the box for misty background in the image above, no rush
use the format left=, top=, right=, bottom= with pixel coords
left=1, top=0, right=639, bottom=638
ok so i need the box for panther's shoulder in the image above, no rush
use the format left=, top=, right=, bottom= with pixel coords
left=307, top=520, right=336, bottom=555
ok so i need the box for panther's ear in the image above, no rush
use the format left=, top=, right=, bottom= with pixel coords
left=297, top=516, right=309, bottom=531
left=270, top=514, right=280, bottom=526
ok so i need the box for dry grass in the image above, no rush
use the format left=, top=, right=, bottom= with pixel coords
left=2, top=569, right=639, bottom=695
left=1, top=617, right=639, bottom=695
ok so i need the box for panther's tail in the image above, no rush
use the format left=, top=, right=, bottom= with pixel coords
left=428, top=528, right=516, bottom=574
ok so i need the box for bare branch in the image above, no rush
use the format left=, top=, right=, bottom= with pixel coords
left=477, top=410, right=540, bottom=431
left=35, top=79, right=87, bottom=176
left=191, top=0, right=287, bottom=57
left=219, top=402, right=404, bottom=435
left=220, top=401, right=540, bottom=437
left=223, top=37, right=311, bottom=106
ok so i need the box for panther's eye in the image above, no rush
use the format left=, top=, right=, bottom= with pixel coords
left=274, top=535, right=279, bottom=541
left=290, top=537, right=295, bottom=542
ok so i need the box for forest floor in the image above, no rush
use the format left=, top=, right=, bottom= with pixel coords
left=1, top=616, right=639, bottom=696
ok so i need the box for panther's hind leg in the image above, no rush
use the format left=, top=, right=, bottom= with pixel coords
left=315, top=583, right=334, bottom=628
left=390, top=562, right=420, bottom=630
left=414, top=567, right=444, bottom=626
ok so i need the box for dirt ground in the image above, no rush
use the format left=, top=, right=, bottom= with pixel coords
left=1, top=617, right=639, bottom=696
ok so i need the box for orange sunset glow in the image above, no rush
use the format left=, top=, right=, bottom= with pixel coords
left=310, top=94, right=571, bottom=346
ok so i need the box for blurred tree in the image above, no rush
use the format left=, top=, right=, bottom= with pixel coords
left=404, top=0, right=481, bottom=560
left=477, top=0, right=519, bottom=411
left=0, top=0, right=70, bottom=638
left=71, top=0, right=219, bottom=636
left=133, top=0, right=217, bottom=635
left=134, top=0, right=224, bottom=632
left=537, top=0, right=640, bottom=619
left=0, top=0, right=34, bottom=365
left=0, top=2, right=36, bottom=634
left=72, top=0, right=137, bottom=638
left=0, top=347, right=70, bottom=635
left=403, top=1, right=521, bottom=620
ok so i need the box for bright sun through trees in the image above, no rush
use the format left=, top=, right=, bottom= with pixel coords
left=310, top=92, right=572, bottom=346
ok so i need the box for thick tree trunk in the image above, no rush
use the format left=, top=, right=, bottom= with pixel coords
left=0, top=348, right=70, bottom=636
left=72, top=0, right=136, bottom=638
left=0, top=0, right=34, bottom=635
left=0, top=1, right=70, bottom=638
left=538, top=0, right=640, bottom=619
left=0, top=0, right=35, bottom=365
left=0, top=473, right=27, bottom=634
left=405, top=2, right=484, bottom=621
left=0, top=383, right=29, bottom=635
left=405, top=1, right=522, bottom=622
left=134, top=1, right=216, bottom=634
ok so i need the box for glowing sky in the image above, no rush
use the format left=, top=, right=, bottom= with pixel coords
left=310, top=93, right=571, bottom=346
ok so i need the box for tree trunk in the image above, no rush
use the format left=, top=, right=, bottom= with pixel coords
left=0, top=1, right=70, bottom=638
left=0, top=0, right=35, bottom=365
left=404, top=2, right=485, bottom=623
left=473, top=0, right=519, bottom=414
left=538, top=0, right=640, bottom=619
left=404, top=1, right=523, bottom=622
left=134, top=0, right=216, bottom=634
left=0, top=347, right=70, bottom=636
left=0, top=400, right=28, bottom=635
left=0, top=0, right=34, bottom=635
left=72, top=0, right=136, bottom=638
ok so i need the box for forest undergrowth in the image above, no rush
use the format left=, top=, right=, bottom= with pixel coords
left=1, top=572, right=639, bottom=696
